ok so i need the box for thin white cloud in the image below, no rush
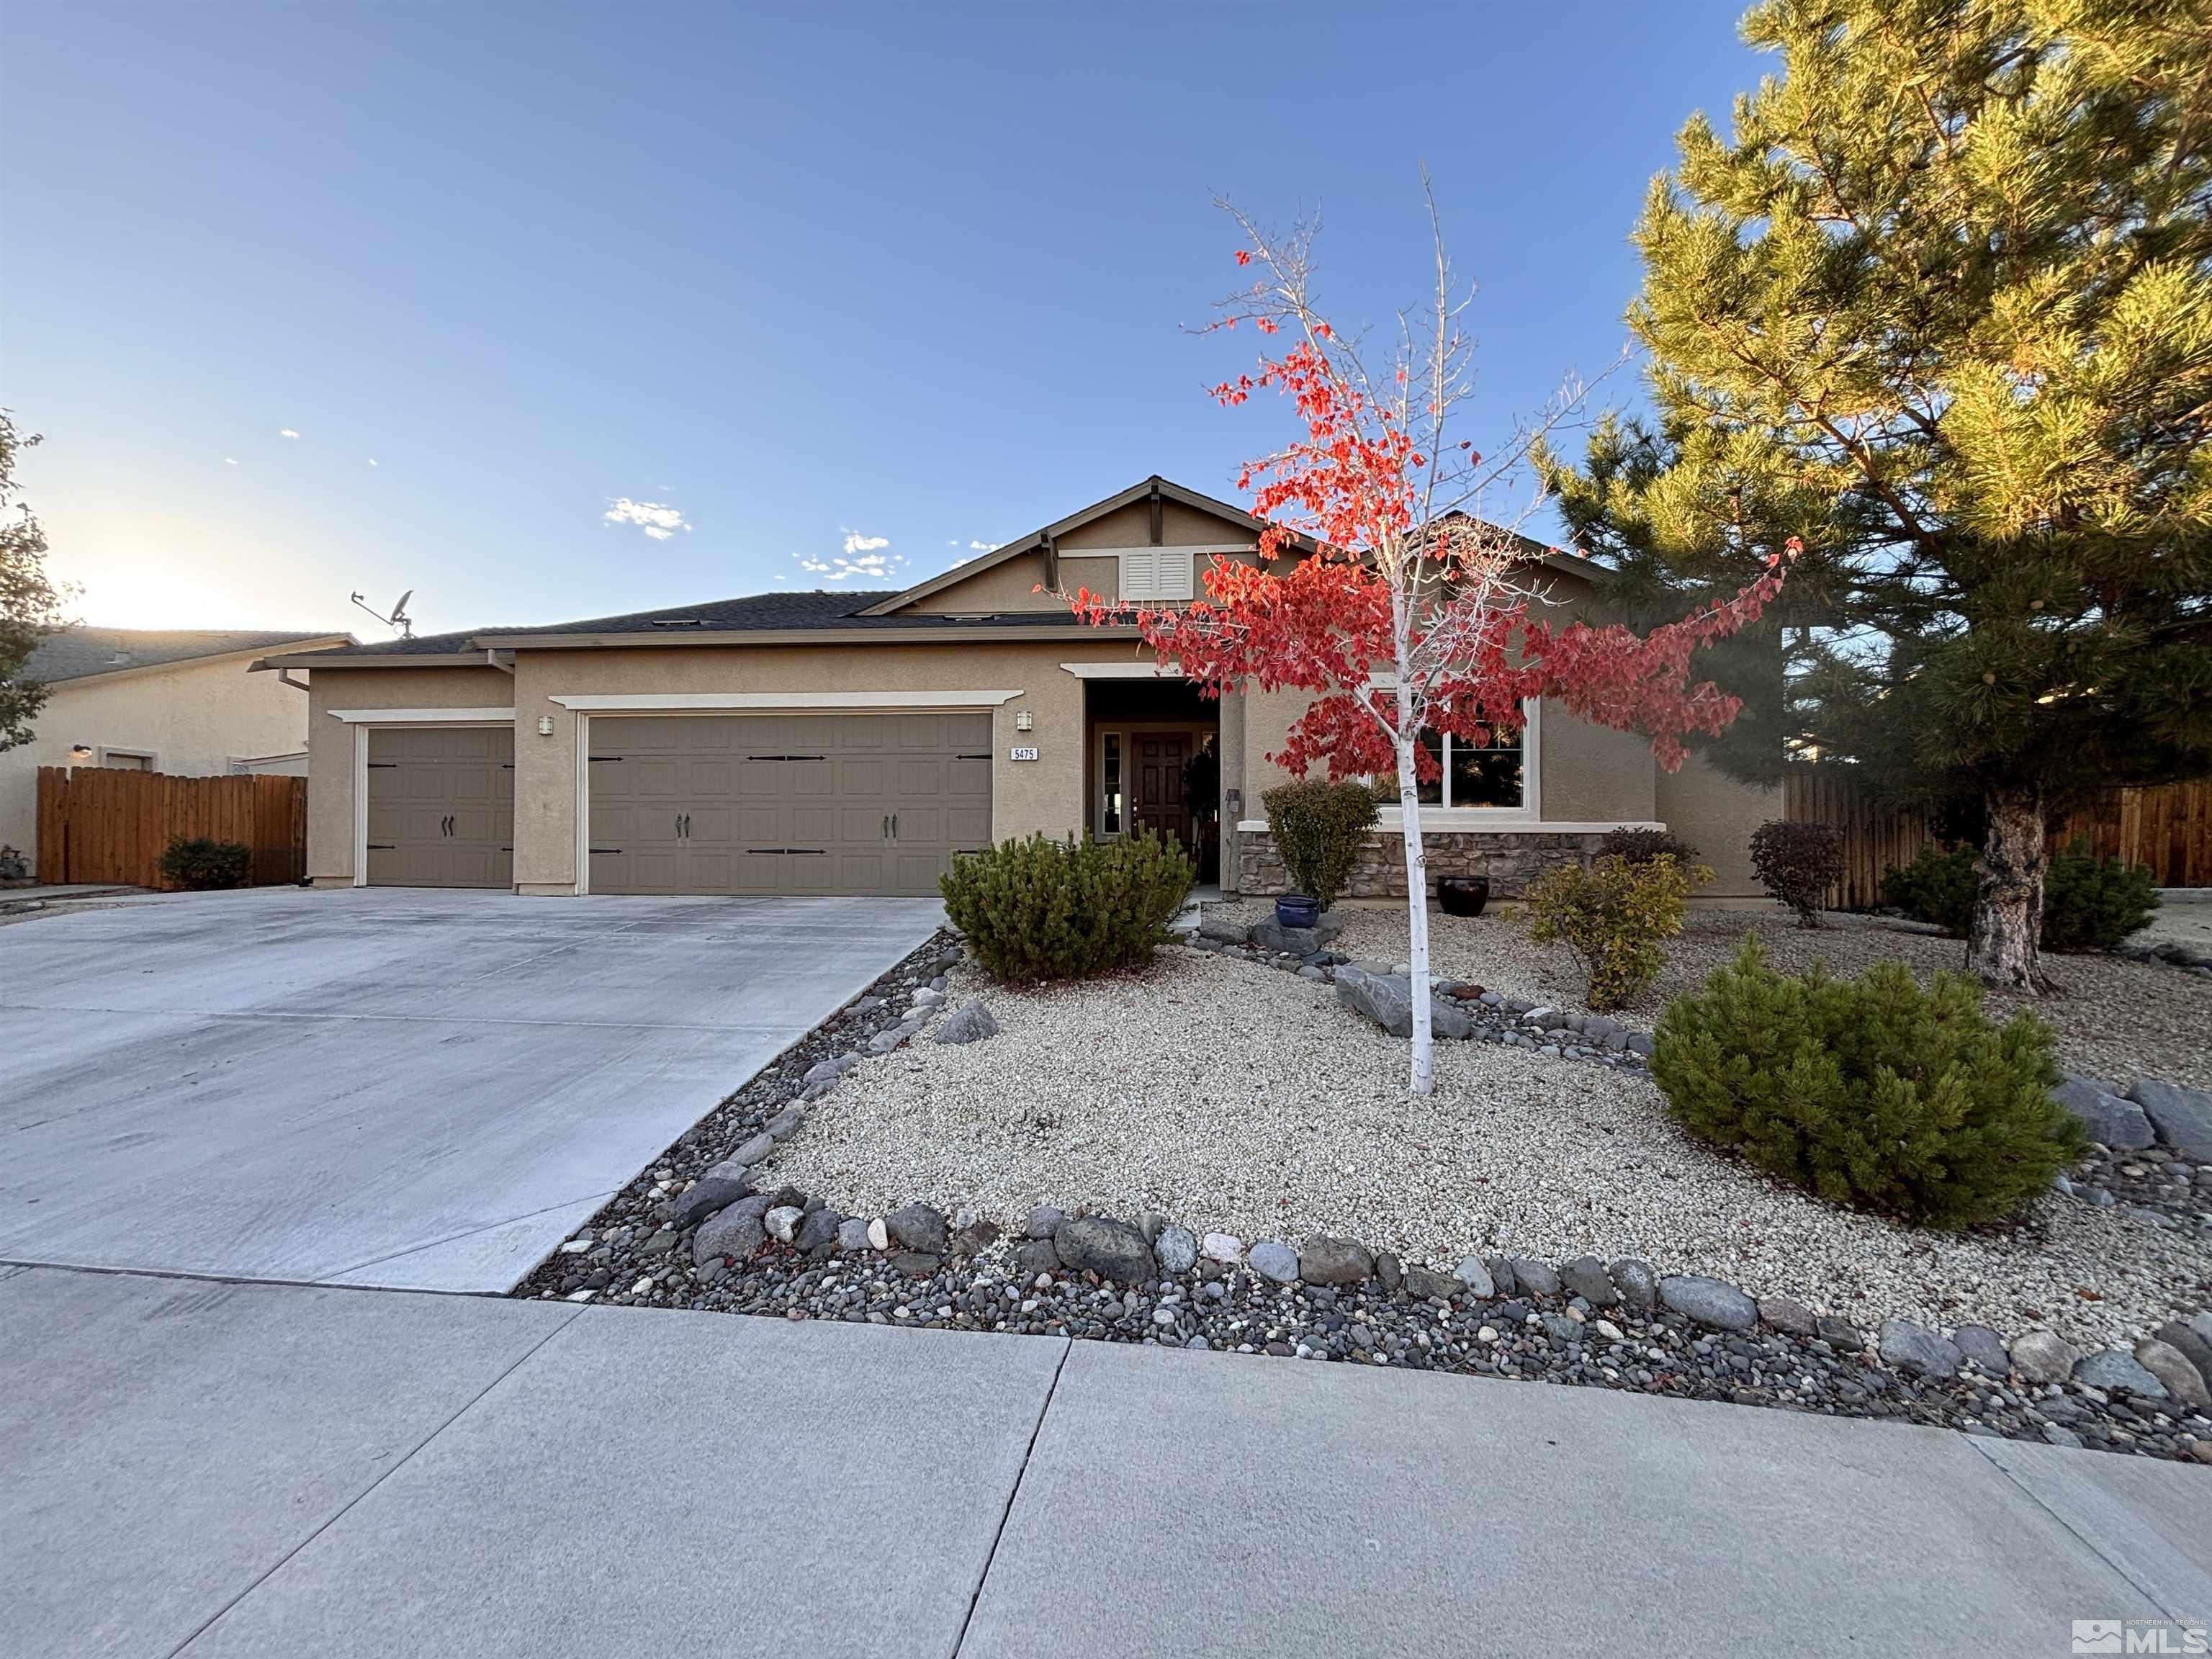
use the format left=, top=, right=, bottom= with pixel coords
left=603, top=498, right=691, bottom=541
left=797, top=542, right=908, bottom=583
left=224, top=457, right=239, bottom=466
left=367, top=458, right=379, bottom=467
left=279, top=428, right=300, bottom=439
left=968, top=539, right=999, bottom=552
left=948, top=537, right=1000, bottom=569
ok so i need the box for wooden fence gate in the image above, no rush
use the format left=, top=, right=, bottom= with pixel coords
left=34, top=767, right=307, bottom=889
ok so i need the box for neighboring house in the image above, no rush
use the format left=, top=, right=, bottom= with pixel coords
left=259, top=477, right=1776, bottom=899
left=0, top=627, right=354, bottom=865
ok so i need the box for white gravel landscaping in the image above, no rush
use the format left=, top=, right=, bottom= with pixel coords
left=1246, top=899, right=2212, bottom=1092
left=762, top=944, right=2212, bottom=1351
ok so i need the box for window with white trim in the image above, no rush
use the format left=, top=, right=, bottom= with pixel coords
left=1118, top=547, right=1195, bottom=603
left=1412, top=718, right=1527, bottom=810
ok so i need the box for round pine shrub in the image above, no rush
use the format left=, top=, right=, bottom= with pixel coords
left=1880, top=845, right=1977, bottom=935
left=1260, top=778, right=1378, bottom=912
left=1651, top=935, right=2083, bottom=1230
left=940, top=830, right=1194, bottom=984
left=2040, top=839, right=2159, bottom=953
left=1748, top=819, right=1845, bottom=927
left=1882, top=839, right=2157, bottom=953
left=157, top=836, right=252, bottom=891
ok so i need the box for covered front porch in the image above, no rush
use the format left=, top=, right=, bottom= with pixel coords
left=1081, top=675, right=1222, bottom=883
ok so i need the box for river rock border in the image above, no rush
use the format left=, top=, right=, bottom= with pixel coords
left=1186, top=910, right=1654, bottom=1073
left=511, top=929, right=2212, bottom=1466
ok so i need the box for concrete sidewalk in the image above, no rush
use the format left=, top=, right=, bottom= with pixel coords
left=4, top=1266, right=2205, bottom=1658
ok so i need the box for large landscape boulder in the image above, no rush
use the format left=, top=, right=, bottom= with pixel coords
left=932, top=1001, right=999, bottom=1046
left=1335, top=966, right=1414, bottom=1037
left=2051, top=1076, right=2156, bottom=1151
left=1879, top=1319, right=1963, bottom=1381
left=1249, top=910, right=1345, bottom=957
left=2125, top=1077, right=2212, bottom=1160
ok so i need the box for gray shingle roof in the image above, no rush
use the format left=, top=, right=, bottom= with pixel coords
left=290, top=588, right=1090, bottom=660
left=24, top=627, right=349, bottom=684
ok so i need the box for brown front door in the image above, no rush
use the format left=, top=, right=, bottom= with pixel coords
left=1130, top=731, right=1194, bottom=851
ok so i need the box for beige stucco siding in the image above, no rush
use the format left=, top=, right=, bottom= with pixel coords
left=1657, top=750, right=1778, bottom=899
left=907, top=498, right=1261, bottom=614
left=0, top=651, right=323, bottom=864
left=503, top=640, right=1146, bottom=893
left=303, top=665, right=517, bottom=884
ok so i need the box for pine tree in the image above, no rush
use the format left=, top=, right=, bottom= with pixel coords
left=1543, top=0, right=2212, bottom=992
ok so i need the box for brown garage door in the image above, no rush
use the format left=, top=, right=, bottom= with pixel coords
left=587, top=713, right=991, bottom=896
left=365, top=727, right=514, bottom=889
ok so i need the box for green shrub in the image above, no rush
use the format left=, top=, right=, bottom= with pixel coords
left=1881, top=845, right=1978, bottom=935
left=1261, top=778, right=1378, bottom=912
left=940, top=830, right=1193, bottom=984
left=2041, top=839, right=2159, bottom=953
left=1748, top=819, right=1844, bottom=927
left=1652, top=936, right=2082, bottom=1230
left=157, top=837, right=251, bottom=891
left=1524, top=853, right=1707, bottom=1012
left=1883, top=839, right=2158, bottom=952
left=1599, top=826, right=1701, bottom=866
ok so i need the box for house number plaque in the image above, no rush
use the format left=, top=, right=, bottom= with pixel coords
left=1008, top=746, right=1040, bottom=762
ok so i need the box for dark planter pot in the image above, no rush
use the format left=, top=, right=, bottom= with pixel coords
left=1274, top=894, right=1321, bottom=930
left=1438, top=876, right=1491, bottom=918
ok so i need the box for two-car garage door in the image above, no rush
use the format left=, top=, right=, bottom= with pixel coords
left=585, top=713, right=992, bottom=896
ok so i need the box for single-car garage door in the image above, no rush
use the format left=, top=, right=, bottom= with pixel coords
left=587, top=713, right=991, bottom=896
left=365, top=727, right=515, bottom=888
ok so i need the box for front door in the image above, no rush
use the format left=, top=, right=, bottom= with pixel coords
left=1129, top=730, right=1194, bottom=852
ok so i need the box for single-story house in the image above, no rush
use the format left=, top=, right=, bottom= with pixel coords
left=256, top=477, right=1773, bottom=899
left=1, top=626, right=354, bottom=866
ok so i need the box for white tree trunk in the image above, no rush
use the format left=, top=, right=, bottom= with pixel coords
left=1395, top=724, right=1434, bottom=1096
left=1967, top=783, right=2050, bottom=994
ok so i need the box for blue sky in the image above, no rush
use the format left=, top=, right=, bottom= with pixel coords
left=3, top=2, right=1765, bottom=637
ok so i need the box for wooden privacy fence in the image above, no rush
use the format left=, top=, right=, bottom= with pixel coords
left=1786, top=765, right=2212, bottom=908
left=1783, top=765, right=1938, bottom=912
left=35, top=767, right=307, bottom=889
left=2054, top=781, right=2212, bottom=889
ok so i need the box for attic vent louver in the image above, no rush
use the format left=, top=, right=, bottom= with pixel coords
left=647, top=619, right=706, bottom=628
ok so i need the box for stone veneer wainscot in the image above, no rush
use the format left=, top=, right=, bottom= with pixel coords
left=1231, top=827, right=1613, bottom=899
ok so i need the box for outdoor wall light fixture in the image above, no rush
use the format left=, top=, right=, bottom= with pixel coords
left=1015, top=709, right=1034, bottom=732
left=537, top=714, right=555, bottom=736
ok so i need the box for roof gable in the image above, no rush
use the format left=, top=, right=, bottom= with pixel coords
left=858, top=475, right=1303, bottom=617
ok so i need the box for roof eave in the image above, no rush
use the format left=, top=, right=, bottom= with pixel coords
left=467, top=623, right=1140, bottom=650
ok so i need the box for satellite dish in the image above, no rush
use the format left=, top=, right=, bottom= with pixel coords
left=349, top=587, right=419, bottom=639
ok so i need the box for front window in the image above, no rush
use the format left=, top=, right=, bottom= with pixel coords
left=1415, top=719, right=1525, bottom=811
left=1100, top=732, right=1123, bottom=835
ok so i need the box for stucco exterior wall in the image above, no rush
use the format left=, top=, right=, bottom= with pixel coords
left=0, top=651, right=324, bottom=864
left=1657, top=750, right=1779, bottom=899
left=303, top=665, right=517, bottom=884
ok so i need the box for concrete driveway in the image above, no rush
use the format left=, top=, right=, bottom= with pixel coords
left=0, top=886, right=941, bottom=1290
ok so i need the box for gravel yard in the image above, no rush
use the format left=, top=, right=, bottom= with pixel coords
left=1228, top=899, right=2212, bottom=1092
left=763, top=943, right=2212, bottom=1349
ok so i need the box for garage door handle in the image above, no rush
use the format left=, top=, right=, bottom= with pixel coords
left=891, top=812, right=899, bottom=839
left=881, top=814, right=889, bottom=840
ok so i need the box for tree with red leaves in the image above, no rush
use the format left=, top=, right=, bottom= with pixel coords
left=1071, top=193, right=1790, bottom=1094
